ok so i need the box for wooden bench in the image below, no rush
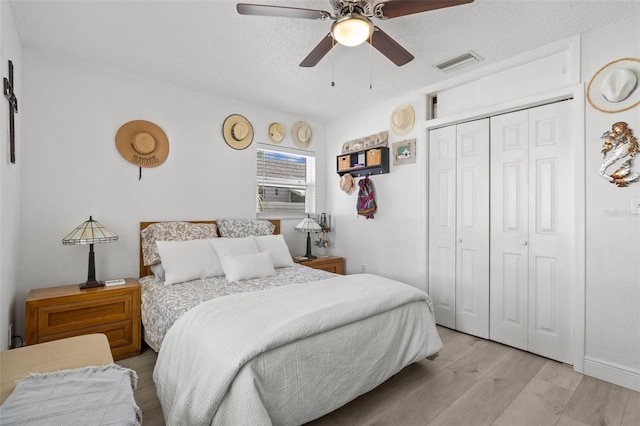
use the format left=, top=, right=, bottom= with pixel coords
left=0, top=333, right=113, bottom=404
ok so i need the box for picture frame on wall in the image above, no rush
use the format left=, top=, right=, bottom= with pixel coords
left=392, top=139, right=416, bottom=166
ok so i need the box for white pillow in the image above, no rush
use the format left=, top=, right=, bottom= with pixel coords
left=211, top=237, right=260, bottom=272
left=156, top=239, right=224, bottom=285
left=254, top=234, right=294, bottom=267
left=224, top=251, right=275, bottom=282
left=150, top=263, right=166, bottom=282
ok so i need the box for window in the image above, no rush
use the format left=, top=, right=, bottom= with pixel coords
left=256, top=146, right=315, bottom=215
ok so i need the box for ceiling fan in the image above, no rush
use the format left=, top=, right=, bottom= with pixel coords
left=237, top=0, right=474, bottom=67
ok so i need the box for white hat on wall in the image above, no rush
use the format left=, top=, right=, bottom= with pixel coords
left=587, top=57, right=640, bottom=114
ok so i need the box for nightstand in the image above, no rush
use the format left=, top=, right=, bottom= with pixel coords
left=294, top=256, right=344, bottom=275
left=25, top=278, right=141, bottom=360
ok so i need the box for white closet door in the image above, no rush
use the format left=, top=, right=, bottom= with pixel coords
left=455, top=119, right=490, bottom=338
left=428, top=125, right=457, bottom=329
left=490, top=102, right=574, bottom=364
left=527, top=101, right=573, bottom=364
left=490, top=110, right=530, bottom=351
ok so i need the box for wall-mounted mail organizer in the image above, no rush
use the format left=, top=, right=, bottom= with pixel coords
left=336, top=147, right=389, bottom=177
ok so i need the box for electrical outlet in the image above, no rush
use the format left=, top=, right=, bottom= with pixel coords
left=360, top=264, right=366, bottom=273
left=8, top=323, right=12, bottom=348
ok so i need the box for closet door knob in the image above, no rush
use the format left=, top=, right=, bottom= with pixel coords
left=523, top=240, right=528, bottom=246
left=458, top=238, right=463, bottom=243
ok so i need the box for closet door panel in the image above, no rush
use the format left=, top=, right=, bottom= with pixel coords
left=490, top=110, right=529, bottom=350
left=455, top=119, right=489, bottom=338
left=429, top=125, right=457, bottom=329
left=527, top=101, right=573, bottom=364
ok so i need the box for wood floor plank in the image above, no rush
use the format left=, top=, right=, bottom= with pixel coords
left=432, top=332, right=488, bottom=368
left=563, top=375, right=629, bottom=426
left=621, top=388, right=640, bottom=426
left=427, top=349, right=546, bottom=425
left=492, top=360, right=583, bottom=426
left=365, top=364, right=479, bottom=425
left=445, top=339, right=515, bottom=381
left=556, top=414, right=591, bottom=426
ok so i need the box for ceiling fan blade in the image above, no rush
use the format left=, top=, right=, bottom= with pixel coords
left=237, top=3, right=331, bottom=20
left=300, top=34, right=334, bottom=67
left=367, top=27, right=414, bottom=66
left=376, top=0, right=474, bottom=19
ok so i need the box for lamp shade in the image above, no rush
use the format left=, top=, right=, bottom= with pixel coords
left=63, top=216, right=118, bottom=289
left=63, top=216, right=118, bottom=245
left=295, top=216, right=322, bottom=233
left=331, top=14, right=373, bottom=47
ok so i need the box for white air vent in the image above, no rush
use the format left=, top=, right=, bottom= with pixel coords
left=434, top=51, right=482, bottom=72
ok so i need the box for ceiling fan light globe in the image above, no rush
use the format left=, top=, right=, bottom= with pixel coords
left=331, top=14, right=373, bottom=47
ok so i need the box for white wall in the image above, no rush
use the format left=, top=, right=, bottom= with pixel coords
left=326, top=16, right=640, bottom=391
left=326, top=92, right=428, bottom=290
left=582, top=16, right=640, bottom=391
left=0, top=1, right=22, bottom=351
left=14, top=48, right=326, bottom=338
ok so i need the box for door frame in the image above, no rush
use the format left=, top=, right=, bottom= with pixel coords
left=424, top=83, right=586, bottom=373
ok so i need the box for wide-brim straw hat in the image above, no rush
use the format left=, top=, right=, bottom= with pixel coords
left=587, top=57, right=640, bottom=114
left=390, top=103, right=415, bottom=136
left=339, top=173, right=355, bottom=195
left=115, top=120, right=169, bottom=168
left=269, top=122, right=285, bottom=144
left=223, top=114, right=254, bottom=150
left=292, top=121, right=312, bottom=148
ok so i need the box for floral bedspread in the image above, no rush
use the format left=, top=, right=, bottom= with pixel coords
left=140, top=264, right=336, bottom=351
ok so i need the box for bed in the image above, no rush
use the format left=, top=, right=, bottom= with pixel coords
left=139, top=219, right=443, bottom=425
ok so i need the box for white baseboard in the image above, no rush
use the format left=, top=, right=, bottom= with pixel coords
left=583, top=356, right=640, bottom=392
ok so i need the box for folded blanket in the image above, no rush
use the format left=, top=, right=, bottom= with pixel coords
left=0, top=364, right=142, bottom=425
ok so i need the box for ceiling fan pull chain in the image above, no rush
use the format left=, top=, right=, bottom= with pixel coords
left=369, top=32, right=373, bottom=90
left=331, top=38, right=336, bottom=87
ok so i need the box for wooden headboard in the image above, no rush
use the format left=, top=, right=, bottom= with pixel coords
left=139, top=219, right=281, bottom=278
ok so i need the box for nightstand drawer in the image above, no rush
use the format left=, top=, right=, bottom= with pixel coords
left=37, top=294, right=133, bottom=337
left=38, top=320, right=135, bottom=359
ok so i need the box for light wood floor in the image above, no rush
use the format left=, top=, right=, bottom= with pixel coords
left=118, top=326, right=640, bottom=425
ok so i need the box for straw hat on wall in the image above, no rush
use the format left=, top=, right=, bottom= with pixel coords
left=223, top=114, right=254, bottom=150
left=390, top=104, right=415, bottom=136
left=115, top=120, right=169, bottom=168
left=269, top=122, right=285, bottom=144
left=292, top=121, right=312, bottom=148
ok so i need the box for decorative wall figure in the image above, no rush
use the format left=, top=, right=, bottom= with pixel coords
left=599, top=122, right=639, bottom=187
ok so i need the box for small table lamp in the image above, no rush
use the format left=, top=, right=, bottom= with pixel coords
left=62, top=216, right=118, bottom=289
left=295, top=215, right=322, bottom=260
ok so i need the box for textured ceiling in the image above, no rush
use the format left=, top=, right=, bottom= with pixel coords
left=10, top=0, right=640, bottom=122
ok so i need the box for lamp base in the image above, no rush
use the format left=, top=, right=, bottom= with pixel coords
left=79, top=279, right=104, bottom=289
left=304, top=232, right=317, bottom=260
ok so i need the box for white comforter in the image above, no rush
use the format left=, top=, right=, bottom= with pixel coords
left=154, top=273, right=443, bottom=426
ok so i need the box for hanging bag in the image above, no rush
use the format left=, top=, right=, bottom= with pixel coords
left=357, top=176, right=376, bottom=219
